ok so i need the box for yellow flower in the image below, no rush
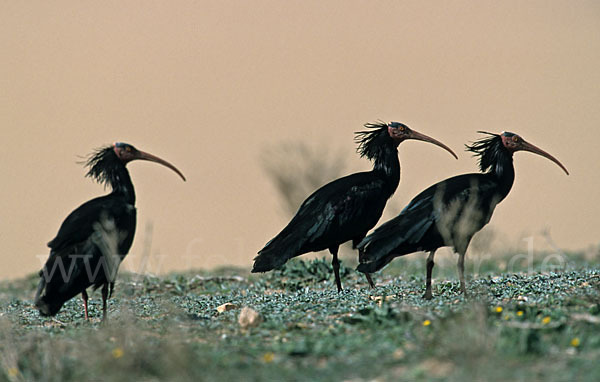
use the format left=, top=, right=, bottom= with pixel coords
left=570, top=337, right=580, bottom=347
left=7, top=368, right=18, bottom=377
left=542, top=316, right=551, bottom=325
left=517, top=311, right=524, bottom=317
left=423, top=319, right=431, bottom=327
left=262, top=352, right=275, bottom=363
left=112, top=347, right=124, bottom=359
left=495, top=306, right=503, bottom=313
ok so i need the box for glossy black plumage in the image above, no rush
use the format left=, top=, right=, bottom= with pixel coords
left=252, top=122, right=457, bottom=291
left=357, top=132, right=568, bottom=299
left=35, top=143, right=185, bottom=320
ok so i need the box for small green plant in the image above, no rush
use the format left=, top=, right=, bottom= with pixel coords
left=265, top=257, right=352, bottom=290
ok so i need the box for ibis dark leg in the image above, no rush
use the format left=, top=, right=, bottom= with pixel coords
left=354, top=238, right=375, bottom=288
left=423, top=251, right=436, bottom=300
left=329, top=246, right=343, bottom=292
left=457, top=251, right=468, bottom=297
left=81, top=290, right=89, bottom=320
left=101, top=283, right=109, bottom=321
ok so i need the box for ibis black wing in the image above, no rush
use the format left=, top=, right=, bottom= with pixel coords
left=252, top=171, right=391, bottom=272
left=47, top=194, right=135, bottom=253
left=36, top=194, right=136, bottom=316
left=358, top=173, right=499, bottom=270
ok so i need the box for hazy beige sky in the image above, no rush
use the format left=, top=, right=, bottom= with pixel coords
left=1, top=1, right=599, bottom=280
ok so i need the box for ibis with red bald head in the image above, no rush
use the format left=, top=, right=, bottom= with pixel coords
left=35, top=142, right=185, bottom=320
left=252, top=122, right=457, bottom=291
left=357, top=131, right=568, bottom=299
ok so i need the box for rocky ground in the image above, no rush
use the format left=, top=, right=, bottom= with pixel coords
left=0, top=255, right=599, bottom=381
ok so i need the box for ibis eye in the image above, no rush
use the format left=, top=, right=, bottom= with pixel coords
left=126, top=146, right=132, bottom=152
left=512, top=136, right=519, bottom=143
left=398, top=125, right=405, bottom=131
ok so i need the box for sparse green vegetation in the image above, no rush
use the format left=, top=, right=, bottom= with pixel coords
left=1, top=253, right=599, bottom=381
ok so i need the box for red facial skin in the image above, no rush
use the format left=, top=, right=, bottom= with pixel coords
left=114, top=143, right=186, bottom=181
left=500, top=133, right=569, bottom=175
left=387, top=123, right=458, bottom=159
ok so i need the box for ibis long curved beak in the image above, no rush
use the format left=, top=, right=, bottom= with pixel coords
left=407, top=130, right=458, bottom=159
left=136, top=151, right=187, bottom=181
left=519, top=141, right=569, bottom=175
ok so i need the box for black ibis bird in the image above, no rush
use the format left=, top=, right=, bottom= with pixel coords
left=34, top=142, right=185, bottom=320
left=357, top=131, right=569, bottom=299
left=252, top=122, right=457, bottom=291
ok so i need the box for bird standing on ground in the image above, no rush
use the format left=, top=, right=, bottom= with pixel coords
left=252, top=122, right=457, bottom=291
left=34, top=142, right=186, bottom=320
left=357, top=131, right=569, bottom=299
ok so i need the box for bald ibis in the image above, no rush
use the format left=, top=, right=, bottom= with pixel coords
left=34, top=143, right=185, bottom=320
left=252, top=122, right=457, bottom=291
left=357, top=131, right=569, bottom=299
